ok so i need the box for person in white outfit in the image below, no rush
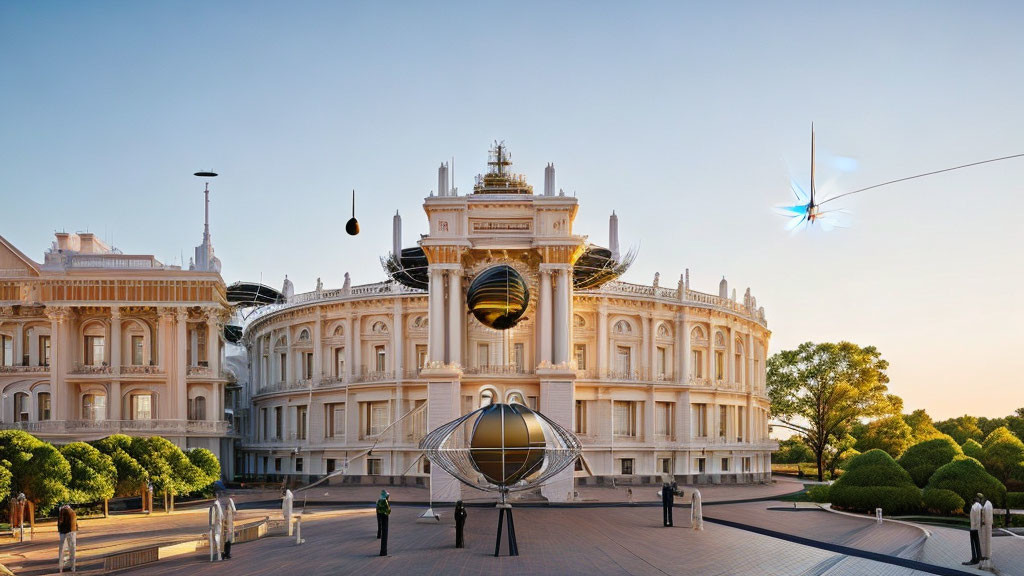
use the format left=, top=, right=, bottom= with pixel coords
left=57, top=503, right=77, bottom=573
left=690, top=489, right=703, bottom=531
left=223, top=497, right=237, bottom=559
left=208, top=500, right=223, bottom=562
left=963, top=494, right=982, bottom=565
left=283, top=489, right=294, bottom=536
left=980, top=495, right=994, bottom=569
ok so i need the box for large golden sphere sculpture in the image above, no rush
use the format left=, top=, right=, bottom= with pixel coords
left=466, top=265, right=529, bottom=330
left=469, top=403, right=546, bottom=485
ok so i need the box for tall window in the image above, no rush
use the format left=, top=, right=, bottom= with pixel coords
left=83, top=393, right=106, bottom=421
left=0, top=335, right=11, bottom=366
left=696, top=457, right=706, bottom=474
left=659, top=458, right=672, bottom=474
left=190, top=396, right=205, bottom=420
left=656, top=347, right=667, bottom=379
left=131, top=336, right=144, bottom=365
left=694, top=404, right=708, bottom=437
left=274, top=406, right=283, bottom=440
left=714, top=351, right=724, bottom=381
left=620, top=458, right=634, bottom=475
left=14, top=392, right=29, bottom=422
left=302, top=352, right=313, bottom=380
left=415, top=345, right=427, bottom=371
left=367, top=458, right=382, bottom=475
left=364, top=401, right=388, bottom=437
left=734, top=351, right=743, bottom=384
left=132, top=394, right=153, bottom=420
left=655, top=401, right=672, bottom=437
left=613, top=401, right=636, bottom=437
left=39, top=336, right=51, bottom=367
left=574, top=344, right=586, bottom=370
left=297, top=405, right=308, bottom=440
left=38, top=392, right=51, bottom=421
left=575, top=400, right=587, bottom=434
left=279, top=354, right=286, bottom=382
left=719, top=405, right=728, bottom=438
left=616, top=346, right=631, bottom=376
left=513, top=343, right=524, bottom=371
left=85, top=335, right=105, bottom=366
left=325, top=402, right=345, bottom=439
left=335, top=348, right=345, bottom=379
left=260, top=408, right=268, bottom=441
left=738, top=406, right=745, bottom=442
left=691, top=350, right=703, bottom=379
left=721, top=457, right=730, bottom=472
left=477, top=343, right=490, bottom=368
left=374, top=345, right=386, bottom=372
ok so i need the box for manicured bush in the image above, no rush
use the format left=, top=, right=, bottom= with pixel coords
left=926, top=456, right=1006, bottom=512
left=982, top=427, right=1016, bottom=451
left=981, top=429, right=1024, bottom=486
left=829, top=449, right=921, bottom=515
left=922, top=488, right=965, bottom=515
left=806, top=484, right=830, bottom=503
left=92, top=435, right=149, bottom=497
left=0, top=462, right=11, bottom=502
left=186, top=448, right=221, bottom=494
left=60, top=442, right=117, bottom=505
left=0, top=430, right=71, bottom=515
left=898, top=436, right=963, bottom=487
left=1007, top=492, right=1024, bottom=509
left=962, top=439, right=984, bottom=461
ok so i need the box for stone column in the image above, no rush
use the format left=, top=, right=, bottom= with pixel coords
left=351, top=314, right=361, bottom=378
left=175, top=309, right=188, bottom=421
left=707, top=321, right=716, bottom=383
left=552, top=267, right=571, bottom=365
left=312, top=310, right=323, bottom=382
left=206, top=311, right=219, bottom=375
left=597, top=304, right=607, bottom=378
left=345, top=315, right=355, bottom=380
left=14, top=322, right=23, bottom=366
left=46, top=308, right=66, bottom=421
left=538, top=268, right=552, bottom=365
left=428, top=268, right=445, bottom=363
left=640, top=316, right=650, bottom=380
left=447, top=270, right=462, bottom=366
left=110, top=307, right=121, bottom=373
left=680, top=313, right=690, bottom=383
left=725, top=325, right=734, bottom=386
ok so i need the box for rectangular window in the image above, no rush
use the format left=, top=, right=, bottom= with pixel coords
left=295, top=457, right=303, bottom=473
left=694, top=404, right=708, bottom=437
left=262, top=456, right=268, bottom=474
left=39, top=336, right=51, bottom=367
left=743, top=457, right=751, bottom=473
left=415, top=345, right=427, bottom=371
left=659, top=457, right=672, bottom=474
left=721, top=457, right=730, bottom=472
left=297, top=405, right=308, bottom=440
left=303, top=353, right=313, bottom=380
left=657, top=347, right=666, bottom=379
left=375, top=345, right=386, bottom=372
left=527, top=395, right=538, bottom=411
left=326, top=459, right=336, bottom=474
left=131, top=336, right=144, bottom=366
left=513, top=343, right=524, bottom=371
left=620, top=458, right=634, bottom=475
left=613, top=401, right=636, bottom=437
left=325, top=402, right=345, bottom=439
left=279, top=354, right=286, bottom=382
left=1, top=335, right=12, bottom=366
left=85, top=335, right=105, bottom=366
left=735, top=354, right=742, bottom=384
left=260, top=408, right=268, bottom=442
left=38, top=392, right=51, bottom=421
left=616, top=346, right=631, bottom=376
left=15, top=393, right=29, bottom=422
left=737, top=406, right=745, bottom=442
left=477, top=343, right=489, bottom=368
left=691, top=350, right=703, bottom=379
left=132, top=395, right=152, bottom=420
left=364, top=401, right=388, bottom=437
left=655, top=401, right=672, bottom=437
left=274, top=458, right=281, bottom=472
left=696, top=457, right=706, bottom=474
left=715, top=351, right=724, bottom=381
left=719, top=405, right=728, bottom=438
left=367, top=458, right=382, bottom=476
left=575, top=400, right=587, bottom=434
left=274, top=406, right=283, bottom=440
left=574, top=344, right=586, bottom=370
left=83, top=394, right=106, bottom=421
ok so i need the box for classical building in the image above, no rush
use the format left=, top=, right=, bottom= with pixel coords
left=0, top=190, right=237, bottom=468
left=241, top=144, right=776, bottom=502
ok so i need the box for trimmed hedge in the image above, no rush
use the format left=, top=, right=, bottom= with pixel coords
left=922, top=488, right=965, bottom=515
left=1008, top=492, right=1024, bottom=509
left=962, top=439, right=984, bottom=461
left=926, top=456, right=1006, bottom=512
left=899, top=436, right=963, bottom=487
left=829, top=449, right=921, bottom=515
left=806, top=484, right=830, bottom=503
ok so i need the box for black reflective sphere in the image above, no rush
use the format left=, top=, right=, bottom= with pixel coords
left=345, top=217, right=360, bottom=236
left=466, top=265, right=529, bottom=330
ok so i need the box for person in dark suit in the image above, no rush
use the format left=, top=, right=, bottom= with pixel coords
left=454, top=500, right=467, bottom=548
left=662, top=483, right=675, bottom=527
left=376, top=490, right=390, bottom=556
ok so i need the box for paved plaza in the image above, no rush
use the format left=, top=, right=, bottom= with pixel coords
left=2, top=480, right=1021, bottom=576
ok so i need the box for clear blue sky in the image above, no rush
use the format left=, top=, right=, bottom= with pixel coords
left=2, top=1, right=1022, bottom=420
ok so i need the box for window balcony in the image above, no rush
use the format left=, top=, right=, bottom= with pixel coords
left=120, top=365, right=165, bottom=376
left=462, top=365, right=534, bottom=376
left=0, top=365, right=50, bottom=374
left=70, top=363, right=112, bottom=375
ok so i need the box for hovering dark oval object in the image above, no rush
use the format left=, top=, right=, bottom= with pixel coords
left=194, top=171, right=218, bottom=177
left=467, top=265, right=529, bottom=330
left=345, top=217, right=360, bottom=235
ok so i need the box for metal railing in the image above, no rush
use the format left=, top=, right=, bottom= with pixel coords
left=0, top=419, right=229, bottom=435
left=462, top=365, right=533, bottom=376
left=0, top=365, right=49, bottom=373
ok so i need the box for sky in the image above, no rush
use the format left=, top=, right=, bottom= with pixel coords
left=2, top=1, right=1022, bottom=421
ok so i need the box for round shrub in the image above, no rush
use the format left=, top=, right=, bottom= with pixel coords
left=1006, top=492, right=1024, bottom=509
left=806, top=484, right=830, bottom=503
left=962, top=439, right=984, bottom=461
left=829, top=449, right=921, bottom=515
left=926, top=456, right=1006, bottom=512
left=899, top=436, right=963, bottom=487
left=922, top=488, right=965, bottom=515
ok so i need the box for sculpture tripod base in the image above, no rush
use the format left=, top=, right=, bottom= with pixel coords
left=494, top=502, right=519, bottom=557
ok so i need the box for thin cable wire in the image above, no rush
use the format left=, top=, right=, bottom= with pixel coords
left=819, top=152, right=1024, bottom=206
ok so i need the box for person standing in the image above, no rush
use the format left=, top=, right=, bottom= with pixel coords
left=690, top=489, right=703, bottom=531
left=57, top=503, right=77, bottom=573
left=980, top=495, right=994, bottom=569
left=454, top=500, right=467, bottom=548
left=223, top=497, right=237, bottom=560
left=376, top=490, right=390, bottom=556
left=661, top=483, right=675, bottom=527
left=964, top=494, right=982, bottom=565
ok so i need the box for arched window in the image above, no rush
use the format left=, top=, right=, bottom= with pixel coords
left=37, top=392, right=51, bottom=421
left=191, top=396, right=207, bottom=420
left=573, top=314, right=586, bottom=328
left=333, top=325, right=345, bottom=337
left=657, top=323, right=670, bottom=338
left=298, top=329, right=310, bottom=342
left=83, top=393, right=106, bottom=421
left=614, top=320, right=632, bottom=334
left=507, top=391, right=525, bottom=405
left=13, top=392, right=29, bottom=423
left=371, top=321, right=389, bottom=334
left=480, top=389, right=495, bottom=407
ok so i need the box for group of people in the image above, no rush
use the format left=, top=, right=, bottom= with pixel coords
left=373, top=491, right=469, bottom=556
left=965, top=493, right=995, bottom=567
left=661, top=482, right=703, bottom=530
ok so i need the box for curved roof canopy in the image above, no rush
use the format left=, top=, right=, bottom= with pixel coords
left=226, top=282, right=284, bottom=306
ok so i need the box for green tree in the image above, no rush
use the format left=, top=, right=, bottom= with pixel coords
left=962, top=438, right=984, bottom=461
left=935, top=415, right=983, bottom=445
left=128, top=436, right=201, bottom=508
left=59, top=442, right=117, bottom=506
left=767, top=341, right=892, bottom=481
left=186, top=448, right=221, bottom=494
left=823, top=433, right=859, bottom=479
left=0, top=430, right=71, bottom=515
left=978, top=417, right=1009, bottom=440
left=774, top=437, right=814, bottom=464
left=854, top=415, right=914, bottom=459
left=898, top=436, right=963, bottom=487
left=829, top=449, right=921, bottom=514
left=92, top=435, right=149, bottom=497
left=981, top=427, right=1024, bottom=487
left=1005, top=408, right=1024, bottom=442
left=903, top=409, right=943, bottom=442
left=927, top=456, right=1006, bottom=511
left=0, top=461, right=11, bottom=503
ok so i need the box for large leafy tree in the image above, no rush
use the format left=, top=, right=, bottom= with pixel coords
left=981, top=427, right=1024, bottom=488
left=0, top=430, right=71, bottom=515
left=903, top=409, right=943, bottom=442
left=853, top=414, right=914, bottom=459
left=186, top=448, right=221, bottom=494
left=128, top=436, right=202, bottom=507
left=92, top=434, right=149, bottom=497
left=59, top=442, right=117, bottom=505
left=767, top=341, right=892, bottom=481
left=935, top=415, right=984, bottom=445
